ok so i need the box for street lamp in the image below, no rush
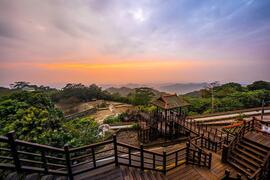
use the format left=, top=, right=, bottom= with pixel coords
left=205, top=81, right=220, bottom=113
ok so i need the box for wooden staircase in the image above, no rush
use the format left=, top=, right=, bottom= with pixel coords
left=227, top=137, right=270, bottom=178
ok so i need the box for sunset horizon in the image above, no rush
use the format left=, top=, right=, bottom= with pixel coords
left=1, top=0, right=270, bottom=86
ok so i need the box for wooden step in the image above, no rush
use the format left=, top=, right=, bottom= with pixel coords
left=229, top=156, right=256, bottom=173
left=41, top=175, right=55, bottom=180
left=231, top=151, right=259, bottom=169
left=237, top=142, right=265, bottom=158
left=235, top=147, right=264, bottom=164
left=241, top=140, right=268, bottom=155
left=243, top=136, right=270, bottom=151
left=228, top=160, right=252, bottom=178
left=6, top=172, right=19, bottom=180
left=25, top=173, right=40, bottom=180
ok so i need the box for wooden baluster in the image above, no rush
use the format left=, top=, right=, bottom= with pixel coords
left=186, top=141, right=190, bottom=165
left=192, top=150, right=195, bottom=164
left=215, top=142, right=218, bottom=153
left=208, top=132, right=210, bottom=149
left=198, top=149, right=202, bottom=166
left=140, top=144, right=144, bottom=171
left=128, top=148, right=131, bottom=166
left=226, top=132, right=229, bottom=144
left=7, top=131, right=21, bottom=173
left=113, top=134, right=119, bottom=167
left=153, top=154, right=155, bottom=170
left=204, top=153, right=207, bottom=166
left=41, top=150, right=48, bottom=174
left=92, top=147, right=96, bottom=168
left=214, top=129, right=217, bottom=142
left=163, top=149, right=166, bottom=175
left=201, top=134, right=204, bottom=148
left=175, top=151, right=178, bottom=166
left=64, top=145, right=73, bottom=180
left=208, top=153, right=212, bottom=169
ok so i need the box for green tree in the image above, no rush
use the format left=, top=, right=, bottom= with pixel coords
left=247, top=81, right=270, bottom=91
left=128, top=87, right=155, bottom=105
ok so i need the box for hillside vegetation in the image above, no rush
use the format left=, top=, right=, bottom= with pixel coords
left=0, top=81, right=269, bottom=147
left=184, top=81, right=270, bottom=115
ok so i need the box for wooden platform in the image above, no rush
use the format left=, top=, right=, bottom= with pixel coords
left=245, top=131, right=270, bottom=148
left=82, top=152, right=246, bottom=180
left=167, top=152, right=246, bottom=180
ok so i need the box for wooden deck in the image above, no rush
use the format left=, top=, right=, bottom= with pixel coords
left=83, top=152, right=246, bottom=180
left=245, top=131, right=270, bottom=148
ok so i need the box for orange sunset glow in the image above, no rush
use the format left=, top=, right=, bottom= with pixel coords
left=0, top=0, right=269, bottom=87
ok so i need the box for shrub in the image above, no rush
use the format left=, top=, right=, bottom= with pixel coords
left=103, top=115, right=121, bottom=125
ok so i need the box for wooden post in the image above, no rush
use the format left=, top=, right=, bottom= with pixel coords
left=208, top=132, right=210, bottom=149
left=226, top=132, right=229, bottom=145
left=186, top=141, right=190, bottom=164
left=224, top=169, right=230, bottom=179
left=91, top=147, right=96, bottom=168
left=163, top=148, right=166, bottom=175
left=236, top=173, right=242, bottom=180
left=221, top=145, right=228, bottom=163
left=208, top=153, right=212, bottom=169
left=6, top=131, right=21, bottom=172
left=113, top=134, right=119, bottom=167
left=198, top=148, right=202, bottom=166
left=64, top=145, right=73, bottom=180
left=140, top=144, right=144, bottom=171
left=215, top=142, right=218, bottom=152
left=201, top=134, right=203, bottom=148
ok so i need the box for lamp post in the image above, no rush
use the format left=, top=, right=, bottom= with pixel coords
left=261, top=99, right=265, bottom=121
left=206, top=81, right=219, bottom=113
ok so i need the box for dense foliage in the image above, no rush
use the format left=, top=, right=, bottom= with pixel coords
left=103, top=115, right=122, bottom=125
left=52, top=84, right=155, bottom=106
left=185, top=82, right=270, bottom=115
left=0, top=91, right=99, bottom=147
left=0, top=80, right=269, bottom=147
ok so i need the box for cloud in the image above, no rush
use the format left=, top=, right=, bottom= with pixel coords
left=0, top=0, right=269, bottom=85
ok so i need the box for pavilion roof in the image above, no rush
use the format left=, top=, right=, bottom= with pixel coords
left=151, top=94, right=189, bottom=110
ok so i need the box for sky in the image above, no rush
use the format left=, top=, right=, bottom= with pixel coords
left=0, top=0, right=270, bottom=87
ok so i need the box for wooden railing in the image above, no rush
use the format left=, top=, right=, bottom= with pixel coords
left=175, top=116, right=235, bottom=152
left=0, top=131, right=212, bottom=178
left=221, top=120, right=255, bottom=163
left=187, top=138, right=212, bottom=168
left=0, top=132, right=68, bottom=176
left=139, top=112, right=235, bottom=152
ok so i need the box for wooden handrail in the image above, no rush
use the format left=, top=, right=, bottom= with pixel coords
left=69, top=139, right=113, bottom=153
left=15, top=139, right=64, bottom=153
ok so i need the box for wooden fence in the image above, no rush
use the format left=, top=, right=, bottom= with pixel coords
left=0, top=132, right=212, bottom=179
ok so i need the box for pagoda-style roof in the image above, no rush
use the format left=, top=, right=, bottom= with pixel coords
left=152, top=94, right=189, bottom=110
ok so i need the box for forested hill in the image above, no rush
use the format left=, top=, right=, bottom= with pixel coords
left=184, top=81, right=270, bottom=115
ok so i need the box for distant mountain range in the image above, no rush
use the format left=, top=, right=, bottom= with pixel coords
left=105, top=87, right=135, bottom=97
left=105, top=86, right=163, bottom=97
left=103, top=82, right=208, bottom=96
left=157, top=83, right=208, bottom=94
